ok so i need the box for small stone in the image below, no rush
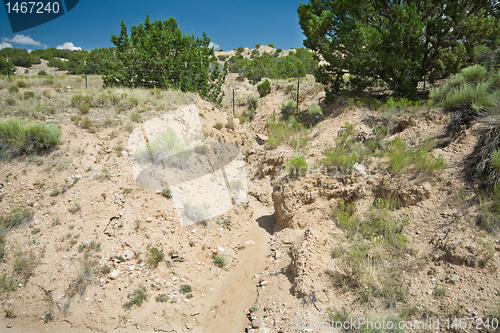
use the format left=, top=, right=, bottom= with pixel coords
left=249, top=306, right=259, bottom=313
left=260, top=280, right=270, bottom=287
left=146, top=217, right=152, bottom=222
left=251, top=319, right=262, bottom=328
left=210, top=268, right=218, bottom=276
left=260, top=328, right=271, bottom=333
left=7, top=323, right=12, bottom=328
left=114, top=199, right=121, bottom=204
left=145, top=232, right=151, bottom=239
left=450, top=275, right=459, bottom=282
left=123, top=250, right=134, bottom=260
left=427, top=290, right=432, bottom=295
left=109, top=270, right=120, bottom=280
left=156, top=190, right=161, bottom=194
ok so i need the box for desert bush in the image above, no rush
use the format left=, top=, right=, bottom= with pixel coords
left=244, top=108, right=255, bottom=120
left=38, top=70, right=47, bottom=76
left=257, top=78, right=271, bottom=97
left=386, top=138, right=444, bottom=175
left=78, top=103, right=90, bottom=115
left=132, top=129, right=189, bottom=169
left=464, top=115, right=500, bottom=188
left=22, top=91, right=35, bottom=100
left=162, top=186, right=172, bottom=198
left=0, top=119, right=61, bottom=158
left=183, top=200, right=211, bottom=223
left=179, top=284, right=192, bottom=294
left=13, top=250, right=37, bottom=285
left=8, top=85, right=18, bottom=93
left=247, top=96, right=258, bottom=110
left=16, top=80, right=27, bottom=88
left=146, top=244, right=164, bottom=268
left=280, top=99, right=297, bottom=120
left=212, top=254, right=226, bottom=268
left=0, top=274, right=16, bottom=293
left=123, top=286, right=147, bottom=309
left=266, top=116, right=308, bottom=150
left=129, top=111, right=142, bottom=123
left=5, top=98, right=15, bottom=105
left=308, top=104, right=322, bottom=115
left=214, top=122, right=223, bottom=130
left=286, top=156, right=308, bottom=176
left=225, top=116, right=235, bottom=130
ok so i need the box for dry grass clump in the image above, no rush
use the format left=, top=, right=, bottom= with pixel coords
left=464, top=114, right=500, bottom=188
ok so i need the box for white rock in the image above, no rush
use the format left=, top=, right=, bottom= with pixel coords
left=109, top=270, right=120, bottom=280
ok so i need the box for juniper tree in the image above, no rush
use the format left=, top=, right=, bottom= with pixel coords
left=105, top=15, right=226, bottom=105
left=298, top=0, right=500, bottom=100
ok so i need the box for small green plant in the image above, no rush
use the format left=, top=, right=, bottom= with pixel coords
left=434, top=285, right=447, bottom=297
left=155, top=294, right=169, bottom=303
left=225, top=116, right=235, bottom=130
left=130, top=111, right=142, bottom=123
left=23, top=91, right=36, bottom=99
left=162, top=186, right=172, bottom=198
left=308, top=104, right=322, bottom=115
left=212, top=254, right=226, bottom=268
left=5, top=98, right=15, bottom=105
left=257, top=78, right=271, bottom=97
left=38, top=70, right=47, bottom=76
left=247, top=96, right=259, bottom=110
left=50, top=188, right=60, bottom=196
left=43, top=312, right=53, bottom=323
left=214, top=122, right=223, bottom=130
left=286, top=156, right=308, bottom=176
left=146, top=244, right=165, bottom=268
left=8, top=85, right=19, bottom=93
left=13, top=250, right=37, bottom=285
left=0, top=274, right=16, bottom=293
left=179, top=284, right=192, bottom=294
left=123, top=286, right=147, bottom=309
left=78, top=103, right=90, bottom=115
left=16, top=80, right=28, bottom=88
left=280, top=99, right=297, bottom=120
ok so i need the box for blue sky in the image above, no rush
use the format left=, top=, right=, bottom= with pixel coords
left=0, top=0, right=307, bottom=51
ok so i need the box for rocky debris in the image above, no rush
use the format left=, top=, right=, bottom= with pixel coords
left=377, top=177, right=432, bottom=209
left=272, top=173, right=366, bottom=229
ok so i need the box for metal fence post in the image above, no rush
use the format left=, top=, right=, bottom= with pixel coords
left=296, top=76, right=300, bottom=113
left=84, top=61, right=87, bottom=88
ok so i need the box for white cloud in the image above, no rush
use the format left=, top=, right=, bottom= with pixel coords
left=56, top=42, right=82, bottom=51
left=2, top=34, right=45, bottom=47
left=0, top=42, right=12, bottom=50
left=209, top=42, right=220, bottom=50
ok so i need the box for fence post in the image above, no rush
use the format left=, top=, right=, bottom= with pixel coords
left=184, top=62, right=187, bottom=92
left=7, top=57, right=9, bottom=78
left=232, top=84, right=235, bottom=116
left=296, top=76, right=300, bottom=114
left=84, top=61, right=87, bottom=88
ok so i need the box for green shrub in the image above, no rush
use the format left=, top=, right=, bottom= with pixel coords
left=123, top=286, right=147, bottom=309
left=5, top=98, right=15, bottom=105
left=257, top=78, right=271, bottom=97
left=38, top=70, right=47, bottom=76
left=492, top=150, right=500, bottom=172
left=0, top=274, right=16, bottom=293
left=8, top=86, right=19, bottom=93
left=146, top=245, right=164, bottom=268
left=322, top=145, right=364, bottom=172
left=386, top=138, right=444, bottom=175
left=162, top=186, right=172, bottom=198
left=266, top=116, right=308, bottom=149
left=179, top=284, right=192, bottom=294
left=130, top=111, right=142, bottom=123
left=280, top=99, right=297, bottom=120
left=225, top=116, right=235, bottom=130
left=308, top=104, right=322, bottom=115
left=286, top=156, right=308, bottom=176
left=16, top=80, right=27, bottom=88
left=244, top=108, right=255, bottom=120
left=247, top=96, right=258, bottom=110
left=23, top=91, right=36, bottom=99
left=214, top=122, right=223, bottom=130
left=78, top=103, right=90, bottom=115
left=212, top=254, right=226, bottom=268
left=267, top=43, right=274, bottom=48
left=0, top=119, right=62, bottom=158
